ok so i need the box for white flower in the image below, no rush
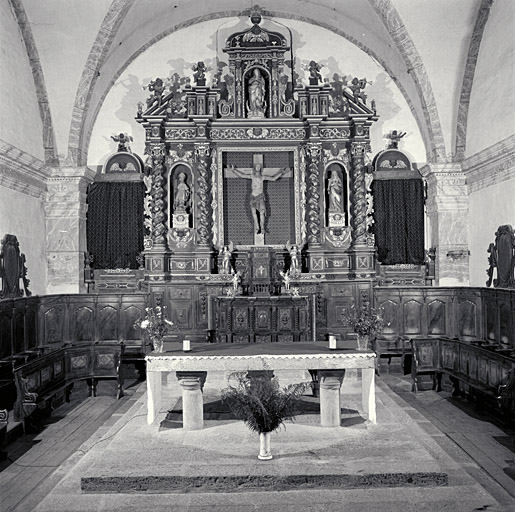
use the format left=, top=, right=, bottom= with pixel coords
left=141, top=319, right=150, bottom=328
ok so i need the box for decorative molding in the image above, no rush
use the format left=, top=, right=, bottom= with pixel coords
left=210, top=127, right=306, bottom=140
left=68, top=0, right=137, bottom=166
left=0, top=140, right=50, bottom=198
left=455, top=0, right=494, bottom=161
left=462, top=134, right=515, bottom=193
left=10, top=0, right=58, bottom=166
left=368, top=0, right=446, bottom=162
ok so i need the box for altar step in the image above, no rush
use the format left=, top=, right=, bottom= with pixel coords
left=81, top=470, right=448, bottom=493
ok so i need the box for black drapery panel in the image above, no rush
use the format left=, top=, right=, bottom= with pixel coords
left=87, top=182, right=145, bottom=269
left=372, top=179, right=425, bottom=265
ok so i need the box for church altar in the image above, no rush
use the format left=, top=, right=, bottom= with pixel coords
left=146, top=342, right=376, bottom=429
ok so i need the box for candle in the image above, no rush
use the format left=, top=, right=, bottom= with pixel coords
left=183, top=339, right=191, bottom=352
left=329, top=335, right=337, bottom=350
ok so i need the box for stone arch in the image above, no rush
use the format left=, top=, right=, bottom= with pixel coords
left=9, top=0, right=58, bottom=165
left=70, top=6, right=443, bottom=166
left=454, top=0, right=494, bottom=161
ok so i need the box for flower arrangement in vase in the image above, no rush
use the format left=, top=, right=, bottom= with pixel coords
left=342, top=302, right=385, bottom=350
left=135, top=306, right=174, bottom=353
left=221, top=370, right=309, bottom=460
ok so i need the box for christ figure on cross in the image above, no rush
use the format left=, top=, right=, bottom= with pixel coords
left=226, top=154, right=290, bottom=236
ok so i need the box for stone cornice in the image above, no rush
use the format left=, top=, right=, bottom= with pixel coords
left=0, top=140, right=51, bottom=199
left=462, top=134, right=515, bottom=192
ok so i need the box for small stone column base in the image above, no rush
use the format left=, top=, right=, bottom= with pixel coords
left=176, top=371, right=207, bottom=430
left=319, top=370, right=345, bottom=427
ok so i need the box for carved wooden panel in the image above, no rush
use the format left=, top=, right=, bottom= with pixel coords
left=171, top=306, right=191, bottom=329
left=486, top=301, right=497, bottom=342
left=0, top=315, right=12, bottom=359
left=74, top=306, right=94, bottom=342
left=458, top=300, right=477, bottom=338
left=123, top=305, right=143, bottom=341
left=379, top=299, right=398, bottom=336
left=169, top=288, right=192, bottom=300
left=427, top=300, right=446, bottom=335
left=26, top=309, right=37, bottom=349
left=403, top=300, right=422, bottom=335
left=98, top=305, right=118, bottom=341
left=255, top=307, right=271, bottom=331
left=277, top=307, right=293, bottom=331
left=13, top=312, right=24, bottom=354
left=499, top=302, right=511, bottom=346
left=44, top=307, right=63, bottom=344
left=233, top=308, right=249, bottom=332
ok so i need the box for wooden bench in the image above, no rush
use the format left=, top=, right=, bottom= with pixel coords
left=411, top=337, right=515, bottom=421
left=13, top=344, right=123, bottom=432
left=373, top=335, right=411, bottom=374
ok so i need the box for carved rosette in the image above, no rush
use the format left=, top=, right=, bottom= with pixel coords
left=306, top=143, right=322, bottom=244
left=195, top=143, right=211, bottom=245
left=351, top=142, right=371, bottom=246
left=146, top=144, right=167, bottom=248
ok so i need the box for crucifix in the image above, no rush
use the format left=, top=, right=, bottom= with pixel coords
left=226, top=153, right=291, bottom=245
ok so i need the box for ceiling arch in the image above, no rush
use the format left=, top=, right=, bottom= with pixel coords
left=67, top=0, right=447, bottom=166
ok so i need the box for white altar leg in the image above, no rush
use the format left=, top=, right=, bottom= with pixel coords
left=176, top=371, right=207, bottom=430
left=147, top=370, right=162, bottom=425
left=318, top=370, right=345, bottom=427
left=361, top=368, right=376, bottom=424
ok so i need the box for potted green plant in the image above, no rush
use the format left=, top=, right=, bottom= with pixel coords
left=135, top=306, right=174, bottom=353
left=342, top=302, right=385, bottom=350
left=221, top=371, right=309, bottom=460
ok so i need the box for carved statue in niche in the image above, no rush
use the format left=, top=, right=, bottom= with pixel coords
left=174, top=172, right=191, bottom=213
left=0, top=234, right=31, bottom=299
left=247, top=68, right=267, bottom=117
left=326, top=166, right=346, bottom=228
left=327, top=169, right=343, bottom=213
left=486, top=225, right=515, bottom=289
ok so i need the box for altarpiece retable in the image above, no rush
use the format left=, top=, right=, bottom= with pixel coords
left=108, top=12, right=384, bottom=342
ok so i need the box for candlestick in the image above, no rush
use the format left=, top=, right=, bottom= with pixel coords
left=329, top=335, right=337, bottom=350
left=183, top=339, right=191, bottom=352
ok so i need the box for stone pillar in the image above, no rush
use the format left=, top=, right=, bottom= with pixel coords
left=318, top=369, right=345, bottom=427
left=176, top=371, right=207, bottom=430
left=421, top=164, right=470, bottom=286
left=45, top=166, right=96, bottom=294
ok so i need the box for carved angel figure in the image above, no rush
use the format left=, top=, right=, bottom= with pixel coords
left=144, top=78, right=164, bottom=108
left=219, top=241, right=234, bottom=275
left=384, top=130, right=407, bottom=149
left=279, top=269, right=291, bottom=292
left=286, top=240, right=300, bottom=276
left=192, top=61, right=207, bottom=85
left=308, top=60, right=323, bottom=84
left=111, top=133, right=133, bottom=153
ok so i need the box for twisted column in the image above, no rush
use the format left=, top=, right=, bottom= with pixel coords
left=351, top=142, right=370, bottom=246
left=195, top=143, right=211, bottom=245
left=306, top=143, right=322, bottom=244
left=148, top=146, right=167, bottom=248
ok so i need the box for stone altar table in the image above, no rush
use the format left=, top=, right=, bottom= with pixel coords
left=146, top=343, right=376, bottom=429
